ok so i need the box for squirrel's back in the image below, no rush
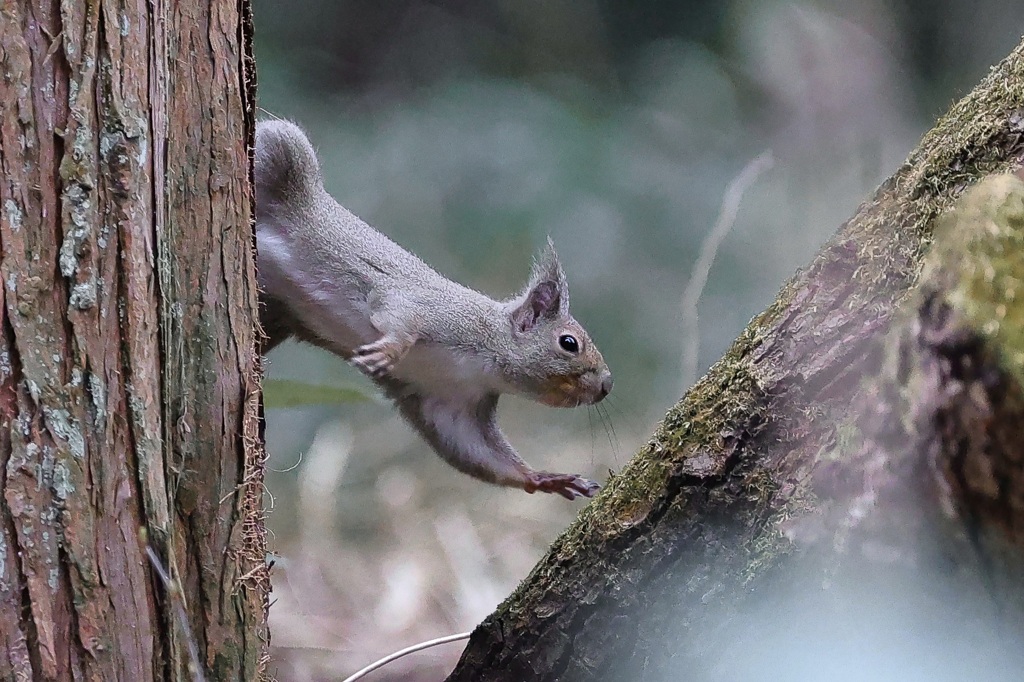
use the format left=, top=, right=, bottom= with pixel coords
left=255, top=119, right=432, bottom=279
left=254, top=120, right=493, bottom=351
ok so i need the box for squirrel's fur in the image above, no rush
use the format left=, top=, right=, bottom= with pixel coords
left=255, top=120, right=612, bottom=499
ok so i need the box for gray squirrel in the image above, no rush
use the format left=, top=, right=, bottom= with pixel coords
left=254, top=120, right=612, bottom=500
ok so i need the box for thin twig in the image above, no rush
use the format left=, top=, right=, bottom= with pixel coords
left=680, top=151, right=775, bottom=390
left=144, top=540, right=207, bottom=682
left=341, top=631, right=473, bottom=682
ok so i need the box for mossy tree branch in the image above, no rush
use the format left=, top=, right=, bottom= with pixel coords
left=448, top=37, right=1024, bottom=682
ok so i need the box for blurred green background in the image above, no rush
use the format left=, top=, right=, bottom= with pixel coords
left=253, top=2, right=1024, bottom=679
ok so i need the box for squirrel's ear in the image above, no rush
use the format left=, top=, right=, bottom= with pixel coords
left=510, top=239, right=570, bottom=332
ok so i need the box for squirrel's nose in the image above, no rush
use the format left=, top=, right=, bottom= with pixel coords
left=597, top=372, right=613, bottom=401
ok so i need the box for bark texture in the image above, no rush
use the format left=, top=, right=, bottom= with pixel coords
left=448, top=39, right=1024, bottom=682
left=893, top=173, right=1024, bottom=604
left=0, top=0, right=265, bottom=680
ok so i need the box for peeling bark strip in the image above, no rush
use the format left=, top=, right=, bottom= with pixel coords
left=0, top=0, right=265, bottom=679
left=448, top=39, right=1024, bottom=682
left=158, top=0, right=266, bottom=678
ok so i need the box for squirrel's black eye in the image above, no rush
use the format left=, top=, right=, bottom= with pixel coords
left=558, top=334, right=580, bottom=354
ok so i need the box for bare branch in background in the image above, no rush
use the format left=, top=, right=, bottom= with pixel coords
left=681, top=151, right=775, bottom=389
left=341, top=632, right=471, bottom=682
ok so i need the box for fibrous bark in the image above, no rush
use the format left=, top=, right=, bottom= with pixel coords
left=449, top=38, right=1024, bottom=682
left=0, top=1, right=266, bottom=679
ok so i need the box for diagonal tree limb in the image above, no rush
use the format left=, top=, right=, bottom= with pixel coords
left=447, top=37, right=1024, bottom=682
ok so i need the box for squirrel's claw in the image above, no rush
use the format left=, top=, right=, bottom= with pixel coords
left=525, top=472, right=600, bottom=500
left=351, top=347, right=394, bottom=378
left=351, top=334, right=412, bottom=379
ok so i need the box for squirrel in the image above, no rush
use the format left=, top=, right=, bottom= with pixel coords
left=254, top=120, right=613, bottom=500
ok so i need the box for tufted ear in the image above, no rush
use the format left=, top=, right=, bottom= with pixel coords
left=510, top=239, right=570, bottom=332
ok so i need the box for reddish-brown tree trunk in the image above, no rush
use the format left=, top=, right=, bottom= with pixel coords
left=0, top=0, right=266, bottom=679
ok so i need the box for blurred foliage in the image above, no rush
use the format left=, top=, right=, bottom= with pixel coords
left=252, top=2, right=1024, bottom=678
left=262, top=379, right=378, bottom=409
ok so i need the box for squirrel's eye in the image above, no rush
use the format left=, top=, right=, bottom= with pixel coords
left=558, top=334, right=580, bottom=354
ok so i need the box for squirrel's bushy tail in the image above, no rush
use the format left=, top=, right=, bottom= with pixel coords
left=254, top=119, right=323, bottom=206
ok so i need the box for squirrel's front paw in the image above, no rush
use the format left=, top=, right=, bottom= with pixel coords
left=351, top=335, right=410, bottom=379
left=351, top=346, right=394, bottom=378
left=524, top=472, right=600, bottom=500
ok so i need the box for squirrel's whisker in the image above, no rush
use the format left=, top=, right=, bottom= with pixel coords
left=595, top=403, right=619, bottom=457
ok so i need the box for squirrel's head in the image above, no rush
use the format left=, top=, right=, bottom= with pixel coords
left=503, top=240, right=612, bottom=407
